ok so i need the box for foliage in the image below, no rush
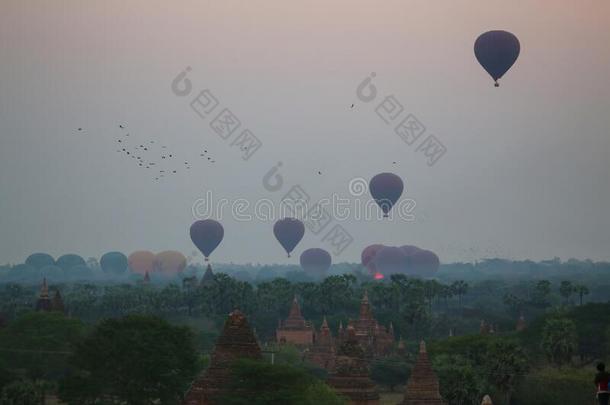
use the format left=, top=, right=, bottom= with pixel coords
left=0, top=380, right=42, bottom=405
left=512, top=367, right=594, bottom=405
left=370, top=355, right=410, bottom=391
left=58, top=315, right=199, bottom=405
left=220, top=359, right=345, bottom=405
left=541, top=317, right=578, bottom=365
left=0, top=311, right=85, bottom=381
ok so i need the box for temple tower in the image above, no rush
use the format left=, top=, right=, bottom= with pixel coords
left=276, top=296, right=314, bottom=346
left=183, top=310, right=262, bottom=405
left=398, top=341, right=446, bottom=405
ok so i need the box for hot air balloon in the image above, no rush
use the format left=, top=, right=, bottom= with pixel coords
left=474, top=30, right=520, bottom=87
left=369, top=173, right=404, bottom=217
left=154, top=251, right=187, bottom=275
left=300, top=248, right=332, bottom=275
left=25, top=253, right=55, bottom=270
left=56, top=254, right=86, bottom=272
left=273, top=218, right=305, bottom=257
left=128, top=251, right=155, bottom=275
left=100, top=251, right=128, bottom=274
left=190, top=219, right=224, bottom=261
left=361, top=244, right=385, bottom=275
left=410, top=249, right=440, bottom=277
left=374, top=246, right=407, bottom=276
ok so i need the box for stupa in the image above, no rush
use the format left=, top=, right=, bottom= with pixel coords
left=398, top=341, right=446, bottom=405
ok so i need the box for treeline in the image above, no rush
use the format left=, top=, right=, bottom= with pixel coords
left=1, top=271, right=607, bottom=344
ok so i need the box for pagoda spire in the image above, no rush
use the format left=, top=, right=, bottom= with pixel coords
left=399, top=340, right=446, bottom=404
left=40, top=278, right=49, bottom=299
left=288, top=295, right=302, bottom=318
left=359, top=289, right=371, bottom=320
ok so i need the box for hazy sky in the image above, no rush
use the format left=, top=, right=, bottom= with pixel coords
left=1, top=0, right=609, bottom=265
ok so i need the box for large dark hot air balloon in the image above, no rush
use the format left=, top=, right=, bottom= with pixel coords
left=273, top=218, right=305, bottom=257
left=56, top=254, right=86, bottom=272
left=128, top=251, right=155, bottom=275
left=154, top=251, right=187, bottom=275
left=369, top=173, right=403, bottom=217
left=374, top=246, right=407, bottom=276
left=361, top=244, right=385, bottom=276
left=475, top=30, right=520, bottom=87
left=190, top=219, right=224, bottom=261
left=25, top=253, right=55, bottom=270
left=410, top=249, right=440, bottom=277
left=300, top=248, right=331, bottom=275
left=100, top=251, right=128, bottom=274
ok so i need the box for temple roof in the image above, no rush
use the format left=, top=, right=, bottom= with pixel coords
left=288, top=295, right=301, bottom=318
left=39, top=278, right=49, bottom=299
left=400, top=341, right=446, bottom=405
left=200, top=264, right=215, bottom=287
left=183, top=310, right=262, bottom=405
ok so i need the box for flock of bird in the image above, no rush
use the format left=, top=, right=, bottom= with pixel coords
left=78, top=124, right=217, bottom=182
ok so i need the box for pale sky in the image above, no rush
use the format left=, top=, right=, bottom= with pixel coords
left=1, top=0, right=609, bottom=265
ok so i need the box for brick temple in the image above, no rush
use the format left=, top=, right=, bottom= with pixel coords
left=339, top=290, right=395, bottom=358
left=327, top=325, right=380, bottom=405
left=305, top=316, right=336, bottom=370
left=35, top=278, right=64, bottom=313
left=398, top=340, right=446, bottom=405
left=276, top=295, right=314, bottom=346
left=183, top=310, right=262, bottom=405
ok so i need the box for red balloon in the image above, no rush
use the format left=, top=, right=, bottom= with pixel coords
left=361, top=244, right=385, bottom=275
left=410, top=249, right=440, bottom=277
left=154, top=251, right=187, bottom=275
left=128, top=251, right=155, bottom=275
left=374, top=246, right=407, bottom=276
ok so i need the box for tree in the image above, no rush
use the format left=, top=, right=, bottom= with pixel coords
left=0, top=380, right=42, bottom=405
left=220, top=359, right=345, bottom=405
left=531, top=280, right=552, bottom=308
left=541, top=318, right=578, bottom=366
left=558, top=281, right=574, bottom=305
left=59, top=315, right=199, bottom=405
left=0, top=312, right=85, bottom=381
left=574, top=285, right=589, bottom=306
left=484, top=341, right=528, bottom=405
left=433, top=354, right=485, bottom=405
left=450, top=281, right=469, bottom=307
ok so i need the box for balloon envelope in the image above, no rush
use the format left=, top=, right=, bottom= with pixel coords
left=369, top=173, right=404, bottom=217
left=474, top=30, right=520, bottom=86
left=410, top=249, right=440, bottom=277
left=273, top=218, right=305, bottom=257
left=56, top=254, right=86, bottom=271
left=190, top=219, right=224, bottom=260
left=128, top=251, right=155, bottom=275
left=154, top=251, right=187, bottom=275
left=100, top=251, right=128, bottom=274
left=374, top=246, right=407, bottom=276
left=300, top=248, right=332, bottom=275
left=25, top=253, right=55, bottom=270
left=361, top=244, right=385, bottom=275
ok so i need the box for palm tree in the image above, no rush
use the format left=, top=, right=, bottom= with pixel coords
left=574, top=285, right=589, bottom=306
